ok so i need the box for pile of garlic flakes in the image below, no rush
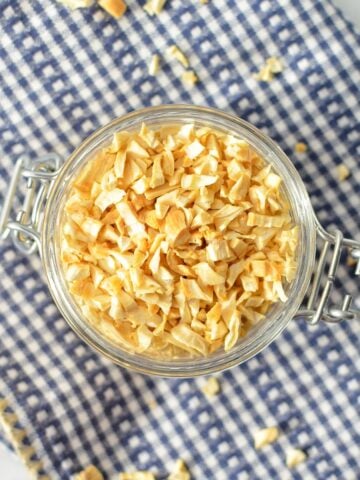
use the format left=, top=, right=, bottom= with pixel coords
left=61, top=124, right=298, bottom=358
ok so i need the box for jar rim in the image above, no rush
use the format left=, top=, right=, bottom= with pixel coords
left=41, top=104, right=317, bottom=377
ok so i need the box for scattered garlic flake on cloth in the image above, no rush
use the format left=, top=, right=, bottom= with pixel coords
left=144, top=0, right=167, bottom=16
left=294, top=142, right=308, bottom=153
left=201, top=377, right=220, bottom=397
left=254, top=57, right=283, bottom=82
left=119, top=473, right=156, bottom=480
left=57, top=0, right=94, bottom=9
left=181, top=71, right=198, bottom=86
left=167, top=45, right=190, bottom=68
left=149, top=54, right=160, bottom=76
left=347, top=254, right=357, bottom=267
left=168, top=459, right=191, bottom=480
left=61, top=124, right=298, bottom=359
left=98, top=0, right=127, bottom=18
left=253, top=426, right=280, bottom=449
left=75, top=465, right=104, bottom=480
left=286, top=448, right=307, bottom=468
left=336, top=164, right=350, bottom=181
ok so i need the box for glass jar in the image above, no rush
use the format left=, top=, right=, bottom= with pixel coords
left=1, top=105, right=359, bottom=377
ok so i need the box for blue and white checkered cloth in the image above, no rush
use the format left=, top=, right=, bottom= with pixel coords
left=0, top=1, right=359, bottom=478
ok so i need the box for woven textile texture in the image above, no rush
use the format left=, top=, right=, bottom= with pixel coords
left=0, top=0, right=359, bottom=479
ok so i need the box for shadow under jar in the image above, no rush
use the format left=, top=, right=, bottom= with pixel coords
left=1, top=105, right=359, bottom=377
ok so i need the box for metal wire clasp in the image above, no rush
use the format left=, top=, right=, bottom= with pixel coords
left=0, top=154, right=62, bottom=255
left=295, top=218, right=360, bottom=324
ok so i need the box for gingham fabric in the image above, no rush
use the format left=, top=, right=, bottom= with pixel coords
left=0, top=1, right=359, bottom=479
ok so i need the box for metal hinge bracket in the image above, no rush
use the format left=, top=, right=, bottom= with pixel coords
left=0, top=154, right=62, bottom=255
left=296, top=220, right=360, bottom=324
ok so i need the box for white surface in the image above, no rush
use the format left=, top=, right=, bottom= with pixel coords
left=332, top=0, right=360, bottom=28
left=0, top=2, right=358, bottom=479
left=0, top=442, right=29, bottom=480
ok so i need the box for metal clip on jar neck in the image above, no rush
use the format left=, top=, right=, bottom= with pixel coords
left=0, top=154, right=62, bottom=255
left=1, top=155, right=359, bottom=324
left=295, top=219, right=360, bottom=324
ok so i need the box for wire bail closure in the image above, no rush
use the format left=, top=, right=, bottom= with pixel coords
left=0, top=154, right=62, bottom=255
left=295, top=219, right=360, bottom=324
left=0, top=154, right=359, bottom=323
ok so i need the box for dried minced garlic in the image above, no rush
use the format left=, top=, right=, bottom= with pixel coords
left=285, top=448, right=307, bottom=468
left=201, top=377, right=220, bottom=397
left=168, top=459, right=191, bottom=480
left=149, top=54, right=160, bottom=76
left=294, top=142, right=307, bottom=153
left=253, top=426, right=280, bottom=449
left=75, top=465, right=104, bottom=480
left=167, top=45, right=189, bottom=68
left=119, top=473, right=155, bottom=480
left=181, top=71, right=198, bottom=86
left=254, top=57, right=283, bottom=82
left=57, top=0, right=94, bottom=9
left=144, top=0, right=167, bottom=16
left=347, top=254, right=357, bottom=267
left=61, top=123, right=298, bottom=359
left=98, top=0, right=127, bottom=18
left=336, top=164, right=350, bottom=182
